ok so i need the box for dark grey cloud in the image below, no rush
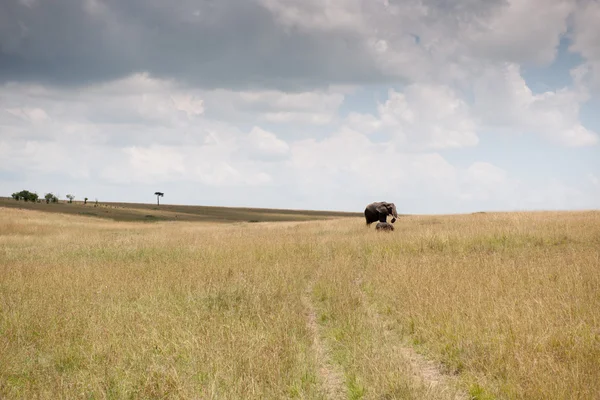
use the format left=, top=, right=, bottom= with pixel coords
left=0, top=0, right=385, bottom=90
left=0, top=0, right=136, bottom=85
left=0, top=0, right=519, bottom=91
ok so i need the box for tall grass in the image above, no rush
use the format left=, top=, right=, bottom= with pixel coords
left=1, top=208, right=599, bottom=399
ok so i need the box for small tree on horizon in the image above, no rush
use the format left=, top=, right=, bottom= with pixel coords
left=45, top=193, right=58, bottom=204
left=84, top=197, right=88, bottom=205
left=154, top=192, right=164, bottom=206
left=66, top=194, right=75, bottom=204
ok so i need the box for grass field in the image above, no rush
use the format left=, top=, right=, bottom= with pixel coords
left=0, top=197, right=362, bottom=223
left=1, top=207, right=599, bottom=399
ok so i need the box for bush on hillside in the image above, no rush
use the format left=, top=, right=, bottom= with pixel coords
left=11, top=190, right=39, bottom=202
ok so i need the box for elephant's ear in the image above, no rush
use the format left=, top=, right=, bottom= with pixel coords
left=375, top=204, right=388, bottom=214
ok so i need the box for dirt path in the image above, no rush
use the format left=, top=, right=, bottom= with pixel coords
left=302, top=282, right=348, bottom=400
left=354, top=276, right=469, bottom=400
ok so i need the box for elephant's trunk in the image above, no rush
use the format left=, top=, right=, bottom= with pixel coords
left=391, top=204, right=398, bottom=223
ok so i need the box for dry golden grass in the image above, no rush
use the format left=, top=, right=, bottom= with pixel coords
left=1, top=207, right=599, bottom=399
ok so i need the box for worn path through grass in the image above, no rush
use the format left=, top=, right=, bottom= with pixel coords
left=302, top=278, right=347, bottom=400
left=355, top=274, right=468, bottom=400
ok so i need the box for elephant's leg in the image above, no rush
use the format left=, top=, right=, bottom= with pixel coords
left=365, top=209, right=377, bottom=225
left=378, top=212, right=388, bottom=223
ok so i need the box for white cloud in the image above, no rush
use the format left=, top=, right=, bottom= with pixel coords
left=246, top=126, right=290, bottom=160
left=0, top=77, right=346, bottom=149
left=1, top=116, right=597, bottom=213
left=170, top=94, right=205, bottom=118
left=289, top=128, right=376, bottom=173
left=459, top=162, right=515, bottom=202
left=286, top=127, right=461, bottom=206
left=283, top=127, right=598, bottom=212
left=1, top=73, right=205, bottom=132
left=462, top=0, right=573, bottom=66
left=99, top=141, right=275, bottom=187
left=344, top=84, right=479, bottom=150
left=465, top=162, right=508, bottom=185
left=127, top=146, right=186, bottom=182
left=381, top=85, right=479, bottom=149
left=258, top=0, right=366, bottom=32
left=571, top=61, right=600, bottom=93
left=570, top=0, right=600, bottom=61
left=569, top=0, right=600, bottom=91
left=203, top=88, right=345, bottom=125
left=4, top=107, right=49, bottom=123
left=237, top=89, right=343, bottom=112
left=0, top=139, right=91, bottom=179
left=473, top=63, right=598, bottom=146
left=345, top=112, right=382, bottom=134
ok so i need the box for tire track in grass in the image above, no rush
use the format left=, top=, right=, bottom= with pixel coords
left=302, top=281, right=348, bottom=400
left=355, top=276, right=469, bottom=400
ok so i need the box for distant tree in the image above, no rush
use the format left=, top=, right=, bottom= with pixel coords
left=12, top=190, right=38, bottom=202
left=154, top=192, right=164, bottom=206
left=66, top=194, right=75, bottom=204
left=84, top=197, right=88, bottom=205
left=94, top=198, right=98, bottom=207
left=45, top=193, right=58, bottom=204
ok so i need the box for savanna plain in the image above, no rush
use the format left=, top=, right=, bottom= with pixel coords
left=1, top=206, right=599, bottom=400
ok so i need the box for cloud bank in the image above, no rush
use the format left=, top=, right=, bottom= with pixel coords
left=1, top=0, right=598, bottom=213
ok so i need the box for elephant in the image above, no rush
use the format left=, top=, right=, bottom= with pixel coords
left=364, top=201, right=398, bottom=226
left=376, top=222, right=394, bottom=231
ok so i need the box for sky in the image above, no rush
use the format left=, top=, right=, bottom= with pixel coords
left=1, top=0, right=599, bottom=214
